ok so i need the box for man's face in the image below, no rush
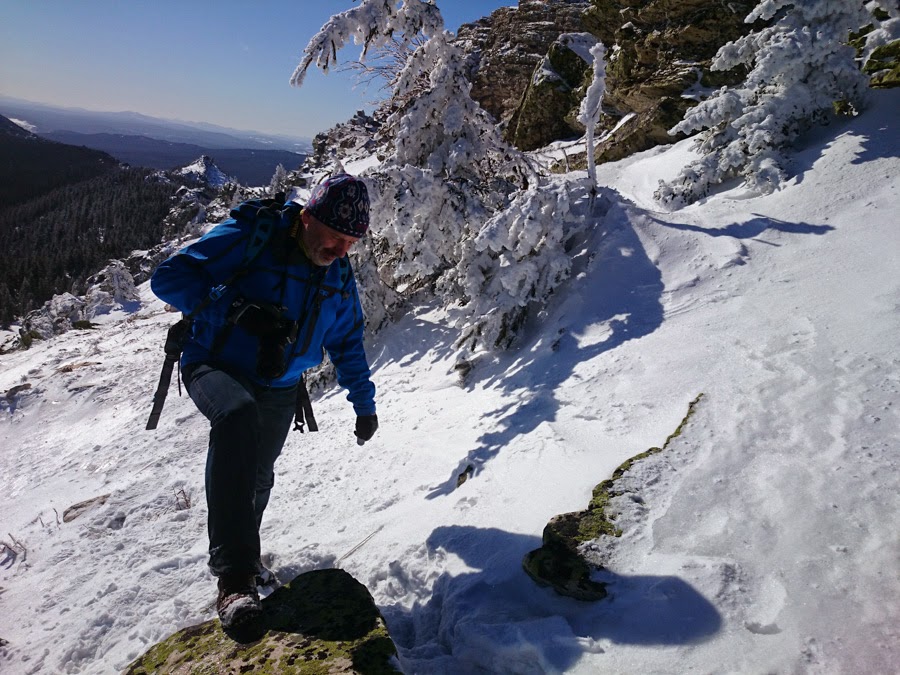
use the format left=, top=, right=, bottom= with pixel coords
left=300, top=211, right=360, bottom=266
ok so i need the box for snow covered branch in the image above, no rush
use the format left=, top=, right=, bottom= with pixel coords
left=290, top=0, right=443, bottom=88
left=577, top=42, right=607, bottom=191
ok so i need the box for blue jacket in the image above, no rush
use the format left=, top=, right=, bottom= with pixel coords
left=150, top=201, right=376, bottom=416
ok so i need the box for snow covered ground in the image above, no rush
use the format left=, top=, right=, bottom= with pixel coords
left=1, top=89, right=898, bottom=674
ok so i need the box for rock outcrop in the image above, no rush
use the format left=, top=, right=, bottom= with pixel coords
left=124, top=569, right=397, bottom=675
left=456, top=0, right=592, bottom=150
left=865, top=39, right=900, bottom=88
left=304, top=110, right=383, bottom=174
left=524, top=395, right=703, bottom=601
left=455, top=0, right=757, bottom=159
left=176, top=155, right=234, bottom=189
left=585, top=0, right=758, bottom=165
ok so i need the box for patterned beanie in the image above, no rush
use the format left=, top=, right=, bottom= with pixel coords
left=305, top=174, right=370, bottom=238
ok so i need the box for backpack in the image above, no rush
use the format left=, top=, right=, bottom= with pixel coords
left=145, top=194, right=347, bottom=432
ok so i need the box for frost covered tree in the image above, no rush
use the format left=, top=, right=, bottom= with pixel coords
left=577, top=41, right=607, bottom=192
left=268, top=163, right=288, bottom=196
left=338, top=35, right=430, bottom=108
left=655, top=0, right=886, bottom=208
left=294, top=0, right=596, bottom=357
left=290, top=0, right=443, bottom=89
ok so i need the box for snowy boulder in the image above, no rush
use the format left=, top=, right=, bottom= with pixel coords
left=16, top=261, right=141, bottom=348
left=123, top=569, right=397, bottom=674
left=19, top=292, right=87, bottom=344
left=84, top=260, right=140, bottom=318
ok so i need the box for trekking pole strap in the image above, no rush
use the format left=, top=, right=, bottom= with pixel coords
left=146, top=353, right=179, bottom=430
left=294, top=376, right=318, bottom=432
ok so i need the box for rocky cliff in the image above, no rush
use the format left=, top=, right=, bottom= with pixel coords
left=584, top=0, right=758, bottom=164
left=455, top=0, right=593, bottom=150
left=457, top=0, right=757, bottom=158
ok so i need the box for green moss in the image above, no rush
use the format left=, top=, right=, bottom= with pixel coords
left=848, top=23, right=875, bottom=51
left=866, top=40, right=900, bottom=68
left=522, top=394, right=705, bottom=600
left=18, top=330, right=42, bottom=349
left=864, top=40, right=900, bottom=89
left=125, top=569, right=397, bottom=674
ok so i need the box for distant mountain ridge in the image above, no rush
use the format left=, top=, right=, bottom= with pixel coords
left=0, top=95, right=311, bottom=152
left=41, top=130, right=304, bottom=186
left=0, top=115, right=37, bottom=138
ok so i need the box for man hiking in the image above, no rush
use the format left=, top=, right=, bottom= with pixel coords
left=150, top=173, right=378, bottom=629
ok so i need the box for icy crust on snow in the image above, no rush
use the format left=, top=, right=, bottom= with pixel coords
left=0, top=91, right=898, bottom=674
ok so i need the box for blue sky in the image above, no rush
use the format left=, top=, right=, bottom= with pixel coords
left=0, top=0, right=513, bottom=139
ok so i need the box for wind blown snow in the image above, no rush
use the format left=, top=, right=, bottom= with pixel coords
left=1, top=89, right=898, bottom=674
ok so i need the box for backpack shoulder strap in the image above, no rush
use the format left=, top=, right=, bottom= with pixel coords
left=338, top=256, right=352, bottom=288
left=192, top=198, right=285, bottom=316
left=240, top=202, right=279, bottom=269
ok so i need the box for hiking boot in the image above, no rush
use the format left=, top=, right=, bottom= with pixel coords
left=216, top=574, right=261, bottom=629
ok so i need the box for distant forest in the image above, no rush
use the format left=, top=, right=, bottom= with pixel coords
left=0, top=168, right=178, bottom=325
left=0, top=130, right=118, bottom=209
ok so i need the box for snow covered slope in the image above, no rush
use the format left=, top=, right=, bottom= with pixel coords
left=1, top=90, right=898, bottom=674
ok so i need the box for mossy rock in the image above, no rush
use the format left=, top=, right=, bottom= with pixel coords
left=509, top=39, right=593, bottom=151
left=523, top=395, right=704, bottom=601
left=523, top=544, right=608, bottom=602
left=865, top=40, right=900, bottom=89
left=124, top=569, right=397, bottom=674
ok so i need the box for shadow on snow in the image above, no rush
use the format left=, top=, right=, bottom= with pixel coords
left=425, top=201, right=836, bottom=498
left=658, top=214, right=833, bottom=242
left=426, top=200, right=665, bottom=498
left=383, top=526, right=722, bottom=672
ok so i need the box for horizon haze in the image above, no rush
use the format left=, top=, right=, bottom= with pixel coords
left=1, top=0, right=512, bottom=139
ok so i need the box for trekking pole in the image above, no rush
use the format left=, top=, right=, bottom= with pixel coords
left=145, top=318, right=193, bottom=430
left=145, top=353, right=178, bottom=430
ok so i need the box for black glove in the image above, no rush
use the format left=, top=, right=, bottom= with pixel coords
left=355, top=414, right=379, bottom=442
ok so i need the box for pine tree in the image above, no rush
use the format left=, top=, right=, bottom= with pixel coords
left=655, top=0, right=887, bottom=208
left=269, top=164, right=288, bottom=196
